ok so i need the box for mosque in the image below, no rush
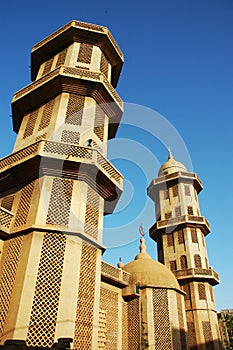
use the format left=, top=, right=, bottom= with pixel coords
left=0, top=20, right=222, bottom=350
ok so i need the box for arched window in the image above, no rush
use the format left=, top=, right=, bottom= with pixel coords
left=180, top=255, right=188, bottom=269
left=194, top=254, right=202, bottom=268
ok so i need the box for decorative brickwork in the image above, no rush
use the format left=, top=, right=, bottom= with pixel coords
left=202, top=321, right=214, bottom=349
left=167, top=233, right=174, bottom=247
left=14, top=181, right=35, bottom=227
left=27, top=232, right=66, bottom=346
left=38, top=100, right=55, bottom=131
left=61, top=130, right=80, bottom=144
left=65, top=94, right=84, bottom=125
left=77, top=43, right=93, bottom=64
left=100, top=53, right=109, bottom=77
left=1, top=195, right=14, bottom=212
left=178, top=229, right=184, bottom=244
left=152, top=288, right=172, bottom=349
left=46, top=178, right=73, bottom=227
left=180, top=255, right=188, bottom=269
left=55, top=47, right=68, bottom=68
left=99, top=288, right=118, bottom=349
left=23, top=110, right=39, bottom=139
left=187, top=321, right=197, bottom=349
left=84, top=187, right=99, bottom=239
left=94, top=105, right=105, bottom=142
left=177, top=293, right=188, bottom=349
left=122, top=302, right=128, bottom=350
left=191, top=228, right=198, bottom=243
left=73, top=242, right=97, bottom=349
left=127, top=298, right=140, bottom=350
left=198, top=283, right=207, bottom=300
left=172, top=184, right=179, bottom=197
left=0, top=236, right=24, bottom=338
left=98, top=309, right=107, bottom=349
left=194, top=254, right=202, bottom=268
left=42, top=57, right=54, bottom=76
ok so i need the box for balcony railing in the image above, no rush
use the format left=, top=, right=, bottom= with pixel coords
left=173, top=268, right=219, bottom=285
left=152, top=215, right=210, bottom=233
left=101, top=261, right=130, bottom=287
left=0, top=140, right=123, bottom=189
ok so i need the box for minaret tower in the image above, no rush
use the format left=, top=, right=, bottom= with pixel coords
left=0, top=21, right=124, bottom=348
left=148, top=151, right=222, bottom=350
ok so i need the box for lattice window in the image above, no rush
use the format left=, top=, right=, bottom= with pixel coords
left=99, top=288, right=118, bottom=349
left=175, top=206, right=181, bottom=217
left=0, top=236, right=24, bottom=338
left=184, top=184, right=191, bottom=195
left=182, top=284, right=191, bottom=301
left=152, top=288, right=172, bottom=350
left=194, top=254, right=202, bottom=268
left=198, top=283, right=207, bottom=300
left=165, top=212, right=172, bottom=220
left=55, top=47, right=68, bottom=68
left=84, top=187, right=99, bottom=240
left=23, top=110, right=39, bottom=139
left=74, top=241, right=97, bottom=348
left=26, top=232, right=66, bottom=346
left=188, top=206, right=194, bottom=215
left=127, top=298, right=140, bottom=350
left=1, top=195, right=14, bottom=212
left=170, top=260, right=177, bottom=271
left=178, top=229, right=184, bottom=244
left=164, top=189, right=169, bottom=200
left=46, top=178, right=73, bottom=227
left=202, top=321, right=214, bottom=349
left=42, top=57, right=54, bottom=76
left=77, top=43, right=93, bottom=64
left=65, top=94, right=84, bottom=125
left=36, top=133, right=47, bottom=142
left=187, top=322, right=197, bottom=348
left=191, top=228, right=198, bottom=243
left=100, top=52, right=109, bottom=77
left=61, top=130, right=80, bottom=144
left=180, top=255, right=188, bottom=269
left=14, top=181, right=35, bottom=227
left=167, top=233, right=174, bottom=247
left=94, top=105, right=105, bottom=142
left=38, top=100, right=55, bottom=131
left=172, top=184, right=179, bottom=197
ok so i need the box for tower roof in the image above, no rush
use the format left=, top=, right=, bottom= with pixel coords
left=158, top=149, right=187, bottom=176
left=123, top=237, right=181, bottom=291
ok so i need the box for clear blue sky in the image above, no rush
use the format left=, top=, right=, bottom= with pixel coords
left=0, top=0, right=232, bottom=311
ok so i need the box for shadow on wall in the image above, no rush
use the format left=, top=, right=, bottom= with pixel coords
left=172, top=328, right=223, bottom=350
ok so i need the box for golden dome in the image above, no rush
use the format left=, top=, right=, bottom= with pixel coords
left=123, top=237, right=180, bottom=291
left=158, top=149, right=187, bottom=176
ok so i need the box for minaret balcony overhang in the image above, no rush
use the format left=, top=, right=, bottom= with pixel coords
left=173, top=268, right=220, bottom=286
left=0, top=140, right=123, bottom=214
left=12, top=66, right=123, bottom=139
left=31, top=20, right=124, bottom=87
left=148, top=171, right=203, bottom=199
left=149, top=215, right=210, bottom=239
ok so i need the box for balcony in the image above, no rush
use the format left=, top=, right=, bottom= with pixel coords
left=0, top=140, right=123, bottom=214
left=173, top=268, right=220, bottom=286
left=150, top=215, right=210, bottom=238
left=12, top=66, right=123, bottom=139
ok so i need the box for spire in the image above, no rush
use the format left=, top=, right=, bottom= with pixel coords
left=117, top=257, right=123, bottom=268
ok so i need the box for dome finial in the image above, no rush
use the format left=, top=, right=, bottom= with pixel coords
left=168, top=146, right=173, bottom=160
left=135, top=225, right=152, bottom=260
left=117, top=257, right=123, bottom=268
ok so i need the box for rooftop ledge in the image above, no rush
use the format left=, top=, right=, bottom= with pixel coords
left=101, top=261, right=130, bottom=288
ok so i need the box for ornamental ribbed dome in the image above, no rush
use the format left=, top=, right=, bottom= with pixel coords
left=123, top=237, right=180, bottom=290
left=158, top=149, right=187, bottom=176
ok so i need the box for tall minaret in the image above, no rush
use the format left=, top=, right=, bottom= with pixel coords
left=148, top=151, right=222, bottom=350
left=0, top=21, right=123, bottom=349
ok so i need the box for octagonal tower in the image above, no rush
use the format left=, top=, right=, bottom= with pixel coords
left=0, top=20, right=124, bottom=348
